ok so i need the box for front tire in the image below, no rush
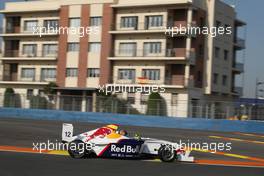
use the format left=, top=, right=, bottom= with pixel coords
left=68, top=140, right=87, bottom=159
left=158, top=145, right=176, bottom=162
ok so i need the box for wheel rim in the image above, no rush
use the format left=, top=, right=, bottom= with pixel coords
left=163, top=149, right=174, bottom=159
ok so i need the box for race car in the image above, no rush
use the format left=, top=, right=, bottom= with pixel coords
left=62, top=123, right=194, bottom=163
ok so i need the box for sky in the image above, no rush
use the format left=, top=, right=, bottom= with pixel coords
left=0, top=0, right=263, bottom=98
left=223, top=0, right=264, bottom=98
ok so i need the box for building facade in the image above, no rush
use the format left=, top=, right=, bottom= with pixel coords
left=0, top=0, right=246, bottom=117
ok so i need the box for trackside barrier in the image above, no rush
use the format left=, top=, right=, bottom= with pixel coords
left=0, top=107, right=264, bottom=134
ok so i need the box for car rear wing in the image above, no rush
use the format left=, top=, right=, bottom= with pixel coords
left=62, top=123, right=74, bottom=143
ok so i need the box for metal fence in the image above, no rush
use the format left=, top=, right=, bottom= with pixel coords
left=0, top=93, right=263, bottom=120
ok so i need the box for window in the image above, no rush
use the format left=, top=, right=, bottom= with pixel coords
left=24, top=20, right=38, bottom=32
left=66, top=68, right=78, bottom=77
left=90, top=17, right=102, bottom=26
left=68, top=43, right=79, bottom=52
left=22, top=44, right=37, bottom=56
left=88, top=68, right=100, bottom=78
left=119, top=43, right=137, bottom=56
left=141, top=94, right=148, bottom=105
left=215, top=47, right=220, bottom=58
left=216, top=20, right=221, bottom=28
left=127, top=93, right=135, bottom=105
left=44, top=20, right=59, bottom=29
left=222, top=75, right=227, bottom=86
left=43, top=44, right=58, bottom=56
left=26, top=89, right=33, bottom=99
left=120, top=16, right=138, bottom=29
left=145, top=15, right=163, bottom=28
left=224, top=50, right=229, bottom=60
left=118, top=69, right=135, bottom=80
left=41, top=68, right=56, bottom=80
left=89, top=43, right=101, bottom=53
left=69, top=18, right=80, bottom=28
left=21, top=68, right=35, bottom=79
left=142, top=69, right=160, bottom=80
left=213, top=73, right=218, bottom=84
left=143, top=42, right=161, bottom=55
left=171, top=93, right=178, bottom=105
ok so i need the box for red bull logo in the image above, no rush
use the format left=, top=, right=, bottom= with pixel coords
left=110, top=144, right=139, bottom=154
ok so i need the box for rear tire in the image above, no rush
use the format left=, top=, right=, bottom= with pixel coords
left=158, top=145, right=176, bottom=162
left=68, top=140, right=87, bottom=159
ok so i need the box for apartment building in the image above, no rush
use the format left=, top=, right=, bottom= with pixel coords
left=0, top=0, right=246, bottom=117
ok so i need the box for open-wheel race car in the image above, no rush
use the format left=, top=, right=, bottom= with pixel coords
left=62, top=123, right=194, bottom=163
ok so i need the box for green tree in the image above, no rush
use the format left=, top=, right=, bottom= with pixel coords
left=96, top=92, right=141, bottom=115
left=146, top=92, right=167, bottom=116
left=43, top=82, right=58, bottom=95
left=3, top=88, right=21, bottom=108
left=30, top=95, right=48, bottom=109
left=4, top=88, right=15, bottom=107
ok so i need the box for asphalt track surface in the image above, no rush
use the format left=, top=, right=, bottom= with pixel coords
left=0, top=117, right=264, bottom=176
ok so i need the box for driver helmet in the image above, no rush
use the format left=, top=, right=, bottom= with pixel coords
left=118, top=130, right=128, bottom=136
left=106, top=124, right=119, bottom=131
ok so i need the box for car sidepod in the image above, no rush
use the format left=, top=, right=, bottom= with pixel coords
left=98, top=139, right=144, bottom=158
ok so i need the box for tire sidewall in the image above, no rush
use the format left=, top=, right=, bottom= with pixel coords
left=68, top=140, right=87, bottom=159
left=158, top=145, right=176, bottom=162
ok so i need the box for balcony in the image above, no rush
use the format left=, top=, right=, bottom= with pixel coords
left=235, top=19, right=246, bottom=27
left=232, top=62, right=244, bottom=73
left=0, top=75, right=56, bottom=85
left=5, top=26, right=21, bottom=34
left=109, top=76, right=193, bottom=88
left=109, top=48, right=196, bottom=64
left=110, top=22, right=168, bottom=34
left=234, top=37, right=246, bottom=50
left=0, top=27, right=59, bottom=37
left=232, top=87, right=243, bottom=97
left=1, top=50, right=58, bottom=61
left=4, top=16, right=21, bottom=34
left=3, top=50, right=19, bottom=57
left=110, top=20, right=194, bottom=35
